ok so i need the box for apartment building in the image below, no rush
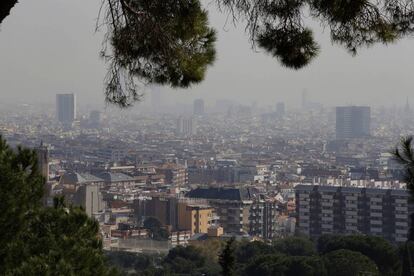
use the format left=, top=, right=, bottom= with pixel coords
left=185, top=187, right=279, bottom=239
left=186, top=187, right=253, bottom=234
left=177, top=202, right=214, bottom=234
left=134, top=196, right=215, bottom=234
left=249, top=199, right=279, bottom=240
left=295, top=184, right=412, bottom=243
left=57, top=172, right=104, bottom=216
left=156, top=163, right=188, bottom=187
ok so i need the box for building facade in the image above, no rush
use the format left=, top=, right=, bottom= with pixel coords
left=295, top=184, right=412, bottom=243
left=177, top=202, right=214, bottom=234
left=176, top=116, right=196, bottom=136
left=335, top=106, right=370, bottom=139
left=156, top=163, right=188, bottom=187
left=56, top=93, right=76, bottom=124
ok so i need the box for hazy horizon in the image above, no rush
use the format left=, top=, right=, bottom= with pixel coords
left=1, top=0, right=414, bottom=109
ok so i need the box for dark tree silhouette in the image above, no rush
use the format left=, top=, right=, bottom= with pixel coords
left=143, top=217, right=169, bottom=240
left=219, top=237, right=236, bottom=276
left=394, top=136, right=414, bottom=241
left=394, top=136, right=414, bottom=276
left=0, top=136, right=117, bottom=275
left=317, top=234, right=401, bottom=275
left=323, top=249, right=379, bottom=276
left=0, top=0, right=17, bottom=25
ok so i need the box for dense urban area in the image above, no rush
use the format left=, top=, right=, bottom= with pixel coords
left=1, top=92, right=413, bottom=252
left=4, top=0, right=414, bottom=274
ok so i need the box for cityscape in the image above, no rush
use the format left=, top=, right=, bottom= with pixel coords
left=3, top=0, right=414, bottom=274
left=1, top=92, right=413, bottom=251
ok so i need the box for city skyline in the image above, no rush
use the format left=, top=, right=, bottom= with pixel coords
left=0, top=0, right=414, bottom=107
left=2, top=0, right=414, bottom=273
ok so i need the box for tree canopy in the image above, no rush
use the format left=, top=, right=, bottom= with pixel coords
left=219, top=237, right=236, bottom=276
left=100, top=0, right=414, bottom=106
left=0, top=136, right=117, bottom=275
left=105, top=233, right=409, bottom=276
left=273, top=236, right=317, bottom=256
left=143, top=217, right=169, bottom=241
left=317, top=234, right=402, bottom=275
left=2, top=0, right=414, bottom=106
left=323, top=249, right=379, bottom=276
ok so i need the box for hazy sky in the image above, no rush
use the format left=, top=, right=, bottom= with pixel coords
left=1, top=0, right=414, bottom=109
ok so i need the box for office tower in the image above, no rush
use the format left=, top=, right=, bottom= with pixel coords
left=295, top=184, right=412, bottom=243
left=336, top=106, right=370, bottom=139
left=177, top=116, right=196, bottom=136
left=276, top=102, right=286, bottom=118
left=193, top=98, right=205, bottom=116
left=56, top=93, right=76, bottom=124
left=89, top=110, right=101, bottom=128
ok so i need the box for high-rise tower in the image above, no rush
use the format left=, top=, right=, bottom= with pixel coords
left=56, top=93, right=76, bottom=124
left=336, top=106, right=370, bottom=139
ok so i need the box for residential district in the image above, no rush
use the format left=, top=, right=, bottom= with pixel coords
left=1, top=93, right=413, bottom=253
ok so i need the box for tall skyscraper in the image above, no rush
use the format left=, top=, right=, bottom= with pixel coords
left=276, top=102, right=285, bottom=118
left=193, top=99, right=205, bottom=116
left=56, top=93, right=76, bottom=124
left=336, top=106, right=370, bottom=139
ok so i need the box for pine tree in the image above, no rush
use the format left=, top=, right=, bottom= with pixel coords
left=394, top=136, right=414, bottom=241
left=219, top=237, right=236, bottom=276
left=0, top=136, right=117, bottom=275
left=393, top=137, right=414, bottom=276
left=2, top=1, right=414, bottom=106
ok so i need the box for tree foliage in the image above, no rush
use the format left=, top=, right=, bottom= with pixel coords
left=0, top=136, right=116, bottom=275
left=235, top=240, right=275, bottom=264
left=0, top=136, right=45, bottom=272
left=317, top=234, right=401, bottom=275
left=0, top=0, right=17, bottom=25
left=273, top=236, right=317, bottom=256
left=106, top=251, right=160, bottom=273
left=163, top=245, right=221, bottom=275
left=143, top=217, right=169, bottom=241
left=243, top=254, right=327, bottom=276
left=323, top=249, right=379, bottom=276
left=394, top=136, right=414, bottom=204
left=219, top=237, right=236, bottom=276
left=394, top=137, right=414, bottom=275
left=7, top=200, right=117, bottom=275
left=101, top=0, right=216, bottom=107
left=400, top=241, right=414, bottom=276
left=100, top=0, right=414, bottom=106
left=105, top=234, right=408, bottom=276
left=2, top=0, right=414, bottom=106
